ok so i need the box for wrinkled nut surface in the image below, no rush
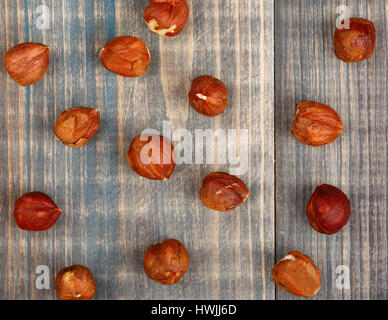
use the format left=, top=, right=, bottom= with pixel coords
left=306, top=184, right=351, bottom=235
left=127, top=134, right=176, bottom=180
left=13, top=192, right=62, bottom=231
left=144, top=239, right=190, bottom=285
left=334, top=18, right=376, bottom=63
left=144, top=0, right=189, bottom=37
left=100, top=36, right=151, bottom=77
left=200, top=172, right=249, bottom=211
left=292, top=101, right=343, bottom=147
left=54, top=107, right=100, bottom=148
left=272, top=251, right=321, bottom=298
left=3, top=42, right=50, bottom=86
left=188, top=75, right=228, bottom=117
left=55, top=265, right=96, bottom=300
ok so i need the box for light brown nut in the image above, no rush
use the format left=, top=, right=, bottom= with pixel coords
left=292, top=101, right=343, bottom=147
left=100, top=36, right=151, bottom=77
left=54, top=107, right=100, bottom=148
left=3, top=42, right=50, bottom=86
left=272, top=251, right=321, bottom=297
left=55, top=265, right=96, bottom=300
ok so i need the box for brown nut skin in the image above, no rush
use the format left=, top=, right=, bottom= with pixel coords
left=13, top=192, right=62, bottom=231
left=272, top=251, right=321, bottom=298
left=306, top=184, right=351, bottom=235
left=3, top=42, right=50, bottom=86
left=200, top=172, right=249, bottom=211
left=144, top=0, right=189, bottom=37
left=144, top=239, right=190, bottom=285
left=188, top=75, right=228, bottom=117
left=127, top=134, right=176, bottom=180
left=100, top=36, right=151, bottom=77
left=334, top=18, right=376, bottom=63
left=55, top=265, right=96, bottom=300
left=292, top=101, right=343, bottom=147
left=54, top=107, right=100, bottom=148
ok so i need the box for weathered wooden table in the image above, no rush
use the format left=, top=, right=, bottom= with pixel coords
left=0, top=0, right=387, bottom=300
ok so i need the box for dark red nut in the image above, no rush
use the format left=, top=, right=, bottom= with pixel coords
left=144, top=239, right=190, bottom=285
left=188, top=75, right=228, bottom=117
left=127, top=134, right=176, bottom=180
left=54, top=107, right=100, bottom=148
left=100, top=36, right=151, bottom=77
left=334, top=18, right=376, bottom=63
left=272, top=251, right=321, bottom=298
left=144, top=0, right=189, bottom=37
left=306, top=184, right=351, bottom=235
left=55, top=265, right=96, bottom=300
left=3, top=42, right=50, bottom=86
left=200, top=172, right=249, bottom=211
left=13, top=192, right=62, bottom=231
left=292, top=101, right=343, bottom=147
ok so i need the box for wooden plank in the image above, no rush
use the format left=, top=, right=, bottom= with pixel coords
left=0, top=0, right=275, bottom=300
left=275, top=0, right=388, bottom=299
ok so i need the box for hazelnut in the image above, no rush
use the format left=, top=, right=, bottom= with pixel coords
left=292, top=101, right=343, bottom=147
left=200, top=172, right=249, bottom=211
left=100, top=36, right=151, bottom=77
left=13, top=192, right=62, bottom=231
left=144, top=0, right=189, bottom=37
left=54, top=107, right=100, bottom=148
left=144, top=239, right=190, bottom=285
left=306, top=184, right=351, bottom=235
left=272, top=251, right=321, bottom=298
left=3, top=42, right=50, bottom=86
left=334, top=18, right=376, bottom=63
left=127, top=134, right=176, bottom=180
left=55, top=265, right=96, bottom=300
left=188, top=75, right=228, bottom=117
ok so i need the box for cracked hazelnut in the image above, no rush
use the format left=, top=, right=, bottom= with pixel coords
left=188, top=75, right=228, bottom=117
left=272, top=251, right=321, bottom=298
left=100, top=36, right=151, bottom=77
left=54, top=107, right=100, bottom=148
left=3, top=42, right=50, bottom=86
left=200, top=172, right=249, bottom=211
left=144, top=0, right=189, bottom=37
left=55, top=265, right=96, bottom=300
left=144, top=239, right=190, bottom=285
left=306, top=184, right=351, bottom=235
left=127, top=134, right=176, bottom=180
left=13, top=192, right=62, bottom=231
left=334, top=18, right=376, bottom=63
left=292, top=101, right=343, bottom=147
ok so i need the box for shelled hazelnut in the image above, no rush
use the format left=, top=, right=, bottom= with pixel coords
left=3, top=42, right=50, bottom=86
left=144, top=239, right=190, bottom=285
left=55, top=265, right=96, bottom=300
left=144, top=0, right=189, bottom=37
left=188, top=75, right=228, bottom=117
left=127, top=134, right=176, bottom=180
left=292, top=101, right=343, bottom=147
left=100, top=36, right=151, bottom=77
left=200, top=172, right=249, bottom=211
left=334, top=18, right=376, bottom=63
left=306, top=184, right=351, bottom=235
left=272, top=251, right=321, bottom=298
left=13, top=192, right=62, bottom=231
left=54, top=107, right=100, bottom=148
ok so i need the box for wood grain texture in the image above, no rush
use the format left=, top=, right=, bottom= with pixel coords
left=275, top=0, right=388, bottom=300
left=0, top=0, right=275, bottom=300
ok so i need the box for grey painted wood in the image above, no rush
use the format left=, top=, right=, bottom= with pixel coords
left=0, top=0, right=275, bottom=300
left=275, top=0, right=388, bottom=299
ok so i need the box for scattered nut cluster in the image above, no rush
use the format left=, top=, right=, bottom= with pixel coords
left=2, top=2, right=376, bottom=300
